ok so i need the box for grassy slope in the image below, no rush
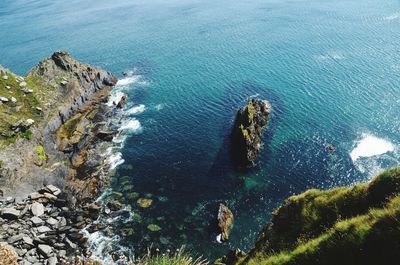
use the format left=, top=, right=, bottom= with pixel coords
left=0, top=70, right=55, bottom=146
left=233, top=167, right=400, bottom=265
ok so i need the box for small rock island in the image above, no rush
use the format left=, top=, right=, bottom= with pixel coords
left=231, top=98, right=272, bottom=167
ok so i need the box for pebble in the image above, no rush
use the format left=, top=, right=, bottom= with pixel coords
left=22, top=88, right=33, bottom=94
left=26, top=119, right=35, bottom=126
left=19, top=81, right=27, bottom=87
left=2, top=75, right=8, bottom=80
left=30, top=216, right=44, bottom=226
left=11, top=97, right=17, bottom=103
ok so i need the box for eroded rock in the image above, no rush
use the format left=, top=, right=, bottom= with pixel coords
left=231, top=98, right=271, bottom=167
left=217, top=203, right=234, bottom=242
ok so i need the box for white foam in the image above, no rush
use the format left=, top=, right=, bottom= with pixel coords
left=118, top=119, right=142, bottom=133
left=107, top=91, right=126, bottom=107
left=81, top=229, right=128, bottom=265
left=350, top=134, right=395, bottom=162
left=216, top=234, right=222, bottom=243
left=117, top=76, right=141, bottom=86
left=316, top=52, right=345, bottom=61
left=384, top=13, right=400, bottom=20
left=125, top=104, right=145, bottom=115
left=154, top=103, right=164, bottom=111
left=106, top=151, right=125, bottom=170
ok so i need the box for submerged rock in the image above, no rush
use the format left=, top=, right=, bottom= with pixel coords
left=147, top=224, right=161, bottom=232
left=217, top=203, right=234, bottom=242
left=231, top=98, right=271, bottom=167
left=137, top=198, right=153, bottom=208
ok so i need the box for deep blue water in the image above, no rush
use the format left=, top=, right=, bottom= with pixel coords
left=1, top=0, right=400, bottom=261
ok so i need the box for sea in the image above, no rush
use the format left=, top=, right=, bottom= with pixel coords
left=1, top=0, right=399, bottom=262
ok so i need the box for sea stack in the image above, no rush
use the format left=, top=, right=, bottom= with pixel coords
left=231, top=98, right=271, bottom=167
left=217, top=203, right=234, bottom=242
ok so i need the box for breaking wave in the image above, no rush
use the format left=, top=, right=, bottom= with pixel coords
left=350, top=133, right=397, bottom=177
left=126, top=104, right=146, bottom=115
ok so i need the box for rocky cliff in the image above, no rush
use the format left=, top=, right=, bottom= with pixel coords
left=231, top=98, right=271, bottom=167
left=217, top=167, right=400, bottom=265
left=0, top=52, right=119, bottom=264
left=0, top=51, right=117, bottom=202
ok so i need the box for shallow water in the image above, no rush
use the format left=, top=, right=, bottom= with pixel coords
left=1, top=0, right=400, bottom=261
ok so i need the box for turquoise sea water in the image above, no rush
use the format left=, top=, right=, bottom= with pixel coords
left=1, top=0, right=400, bottom=261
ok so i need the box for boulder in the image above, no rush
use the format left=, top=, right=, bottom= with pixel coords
left=48, top=256, right=58, bottom=265
left=1, top=208, right=20, bottom=220
left=0, top=97, right=9, bottom=103
left=0, top=242, right=18, bottom=265
left=37, top=225, right=52, bottom=234
left=31, top=202, right=45, bottom=216
left=106, top=200, right=123, bottom=211
left=231, top=98, right=271, bottom=167
left=116, top=95, right=127, bottom=109
left=2, top=75, right=8, bottom=80
left=37, top=244, right=53, bottom=258
left=217, top=203, right=234, bottom=242
left=45, top=185, right=61, bottom=196
left=96, top=130, right=114, bottom=141
left=19, top=81, right=27, bottom=87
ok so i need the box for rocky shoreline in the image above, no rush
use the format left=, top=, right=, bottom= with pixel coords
left=0, top=52, right=124, bottom=264
left=0, top=185, right=102, bottom=264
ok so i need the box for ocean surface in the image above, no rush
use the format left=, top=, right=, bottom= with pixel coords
left=1, top=0, right=400, bottom=261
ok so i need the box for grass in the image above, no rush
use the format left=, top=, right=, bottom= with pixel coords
left=0, top=70, right=52, bottom=146
left=35, top=145, right=47, bottom=163
left=236, top=167, right=400, bottom=265
left=134, top=247, right=208, bottom=265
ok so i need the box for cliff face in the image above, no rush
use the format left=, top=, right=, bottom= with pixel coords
left=218, top=167, right=400, bottom=265
left=231, top=98, right=271, bottom=167
left=0, top=51, right=117, bottom=201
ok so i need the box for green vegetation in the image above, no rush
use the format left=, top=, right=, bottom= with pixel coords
left=227, top=167, right=400, bottom=265
left=135, top=248, right=208, bottom=265
left=35, top=145, right=47, bottom=163
left=18, top=130, right=33, bottom=140
left=247, top=100, right=255, bottom=123
left=63, top=114, right=82, bottom=138
left=0, top=69, right=53, bottom=147
left=240, top=124, right=251, bottom=142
